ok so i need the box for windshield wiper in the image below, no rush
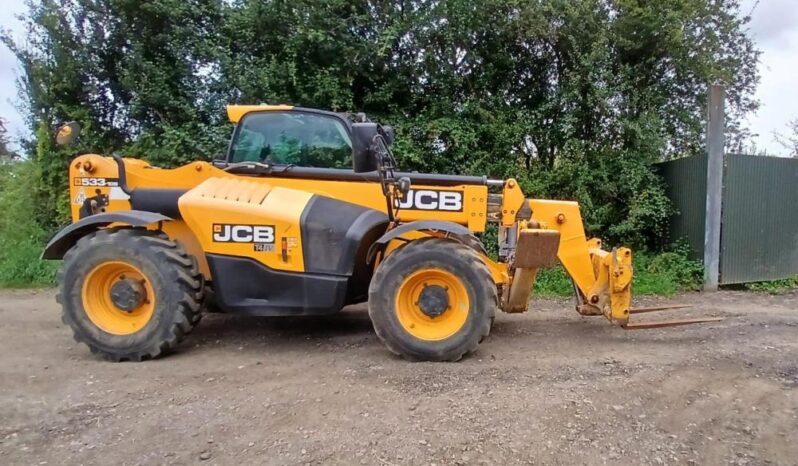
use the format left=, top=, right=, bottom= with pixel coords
left=271, top=164, right=296, bottom=173
left=222, top=161, right=296, bottom=175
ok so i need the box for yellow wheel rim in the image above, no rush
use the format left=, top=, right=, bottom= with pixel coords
left=81, top=261, right=155, bottom=335
left=395, top=268, right=470, bottom=341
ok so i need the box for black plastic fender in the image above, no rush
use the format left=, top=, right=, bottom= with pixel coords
left=367, top=220, right=472, bottom=263
left=41, top=211, right=172, bottom=259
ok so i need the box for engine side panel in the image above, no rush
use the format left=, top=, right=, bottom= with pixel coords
left=178, top=177, right=311, bottom=273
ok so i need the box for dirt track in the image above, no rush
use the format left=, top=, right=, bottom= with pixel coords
left=0, top=289, right=796, bottom=465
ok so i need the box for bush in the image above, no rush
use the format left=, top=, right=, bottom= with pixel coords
left=0, top=161, right=58, bottom=287
left=633, top=244, right=703, bottom=295
left=743, top=277, right=798, bottom=294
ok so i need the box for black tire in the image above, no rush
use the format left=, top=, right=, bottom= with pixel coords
left=452, top=232, right=488, bottom=256
left=56, top=228, right=204, bottom=361
left=452, top=233, right=497, bottom=330
left=200, top=286, right=223, bottom=314
left=368, top=238, right=497, bottom=361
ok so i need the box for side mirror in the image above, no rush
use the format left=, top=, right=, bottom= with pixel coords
left=55, top=121, right=81, bottom=147
left=351, top=122, right=380, bottom=173
left=351, top=122, right=397, bottom=173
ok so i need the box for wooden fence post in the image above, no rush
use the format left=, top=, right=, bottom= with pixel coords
left=704, top=84, right=725, bottom=291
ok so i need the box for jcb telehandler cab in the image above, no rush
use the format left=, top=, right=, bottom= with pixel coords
left=43, top=105, right=718, bottom=361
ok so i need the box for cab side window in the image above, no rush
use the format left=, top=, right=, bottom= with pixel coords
left=229, top=112, right=353, bottom=169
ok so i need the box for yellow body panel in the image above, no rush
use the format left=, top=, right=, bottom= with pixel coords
left=178, top=177, right=311, bottom=273
left=227, top=104, right=295, bottom=123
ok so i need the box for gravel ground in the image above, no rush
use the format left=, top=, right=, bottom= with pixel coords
left=0, top=288, right=796, bottom=465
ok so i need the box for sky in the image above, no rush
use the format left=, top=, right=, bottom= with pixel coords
left=0, top=0, right=796, bottom=155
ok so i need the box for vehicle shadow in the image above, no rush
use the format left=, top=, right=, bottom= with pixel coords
left=173, top=303, right=735, bottom=359
left=181, top=305, right=377, bottom=347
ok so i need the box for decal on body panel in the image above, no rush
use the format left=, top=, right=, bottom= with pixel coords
left=397, top=189, right=463, bottom=212
left=212, top=224, right=276, bottom=251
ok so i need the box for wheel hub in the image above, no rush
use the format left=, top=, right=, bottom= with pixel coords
left=417, top=285, right=449, bottom=318
left=109, top=278, right=146, bottom=312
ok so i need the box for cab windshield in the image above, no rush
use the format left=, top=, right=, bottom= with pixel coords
left=229, top=111, right=353, bottom=168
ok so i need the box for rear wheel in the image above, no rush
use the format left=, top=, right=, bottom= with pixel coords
left=368, top=238, right=497, bottom=361
left=57, top=228, right=203, bottom=361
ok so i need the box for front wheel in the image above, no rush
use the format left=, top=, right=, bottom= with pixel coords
left=56, top=228, right=203, bottom=361
left=368, top=238, right=497, bottom=361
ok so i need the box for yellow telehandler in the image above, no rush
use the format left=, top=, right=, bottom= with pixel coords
left=43, top=106, right=717, bottom=361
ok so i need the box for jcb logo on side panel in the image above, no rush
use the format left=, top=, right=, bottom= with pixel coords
left=212, top=224, right=275, bottom=245
left=397, top=189, right=463, bottom=212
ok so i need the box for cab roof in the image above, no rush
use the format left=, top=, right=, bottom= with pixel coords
left=226, top=105, right=295, bottom=123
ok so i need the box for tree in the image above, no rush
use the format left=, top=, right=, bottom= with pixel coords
left=775, top=119, right=798, bottom=157
left=2, top=0, right=761, bottom=247
left=0, top=118, right=18, bottom=162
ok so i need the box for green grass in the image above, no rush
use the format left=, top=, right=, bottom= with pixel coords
left=533, top=265, right=575, bottom=297
left=533, top=247, right=704, bottom=297
left=742, top=276, right=798, bottom=294
left=0, top=162, right=59, bottom=288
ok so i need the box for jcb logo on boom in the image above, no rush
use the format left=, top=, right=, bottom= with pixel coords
left=398, top=189, right=463, bottom=212
left=213, top=224, right=275, bottom=245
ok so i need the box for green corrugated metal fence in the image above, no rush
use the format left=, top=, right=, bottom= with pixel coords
left=657, top=154, right=707, bottom=261
left=720, top=155, right=798, bottom=283
left=658, top=154, right=798, bottom=284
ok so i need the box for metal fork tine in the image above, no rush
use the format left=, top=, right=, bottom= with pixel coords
left=628, top=304, right=692, bottom=314
left=621, top=317, right=724, bottom=330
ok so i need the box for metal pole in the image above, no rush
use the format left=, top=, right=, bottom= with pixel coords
left=704, top=84, right=725, bottom=291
